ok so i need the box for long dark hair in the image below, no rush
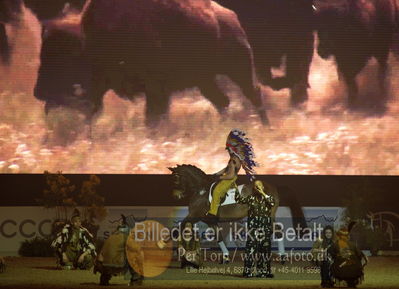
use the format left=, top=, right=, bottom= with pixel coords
left=322, top=225, right=334, bottom=245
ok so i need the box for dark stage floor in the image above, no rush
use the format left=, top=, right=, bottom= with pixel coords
left=0, top=256, right=398, bottom=289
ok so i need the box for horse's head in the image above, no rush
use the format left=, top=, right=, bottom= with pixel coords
left=170, top=169, right=186, bottom=200
left=168, top=164, right=208, bottom=200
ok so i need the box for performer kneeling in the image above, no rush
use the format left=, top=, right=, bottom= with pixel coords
left=328, top=225, right=368, bottom=288
left=235, top=180, right=275, bottom=278
left=94, top=215, right=144, bottom=286
left=51, top=214, right=96, bottom=270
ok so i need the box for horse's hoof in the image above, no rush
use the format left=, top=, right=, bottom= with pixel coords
left=128, top=277, right=143, bottom=286
left=220, top=255, right=230, bottom=264
left=99, top=274, right=110, bottom=286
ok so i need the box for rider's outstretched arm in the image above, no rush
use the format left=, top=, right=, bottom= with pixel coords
left=213, top=167, right=227, bottom=176
left=220, top=162, right=236, bottom=180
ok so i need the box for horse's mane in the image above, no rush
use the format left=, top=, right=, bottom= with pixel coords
left=169, top=164, right=209, bottom=193
left=170, top=164, right=207, bottom=178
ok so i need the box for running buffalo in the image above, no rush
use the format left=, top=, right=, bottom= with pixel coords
left=215, top=0, right=315, bottom=106
left=34, top=0, right=268, bottom=127
left=315, top=0, right=398, bottom=108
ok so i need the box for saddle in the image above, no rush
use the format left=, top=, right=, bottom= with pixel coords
left=206, top=182, right=245, bottom=207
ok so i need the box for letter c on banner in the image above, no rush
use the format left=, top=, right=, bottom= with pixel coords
left=38, top=219, right=52, bottom=237
left=20, top=219, right=36, bottom=238
left=0, top=219, right=17, bottom=238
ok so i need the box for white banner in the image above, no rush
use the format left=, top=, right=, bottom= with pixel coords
left=0, top=206, right=344, bottom=256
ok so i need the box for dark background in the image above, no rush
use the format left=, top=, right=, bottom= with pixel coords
left=1, top=174, right=398, bottom=212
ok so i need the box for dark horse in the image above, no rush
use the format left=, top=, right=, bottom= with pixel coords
left=169, top=164, right=282, bottom=258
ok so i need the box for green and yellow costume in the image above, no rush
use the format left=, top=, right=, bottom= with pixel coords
left=51, top=223, right=96, bottom=269
left=208, top=176, right=237, bottom=216
left=208, top=129, right=258, bottom=217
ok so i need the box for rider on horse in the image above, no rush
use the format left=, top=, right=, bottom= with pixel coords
left=207, top=129, right=258, bottom=219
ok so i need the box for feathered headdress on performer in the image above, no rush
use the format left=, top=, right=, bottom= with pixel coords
left=225, top=129, right=258, bottom=181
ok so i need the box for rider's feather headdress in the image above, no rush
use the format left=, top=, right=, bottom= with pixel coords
left=226, top=129, right=258, bottom=182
